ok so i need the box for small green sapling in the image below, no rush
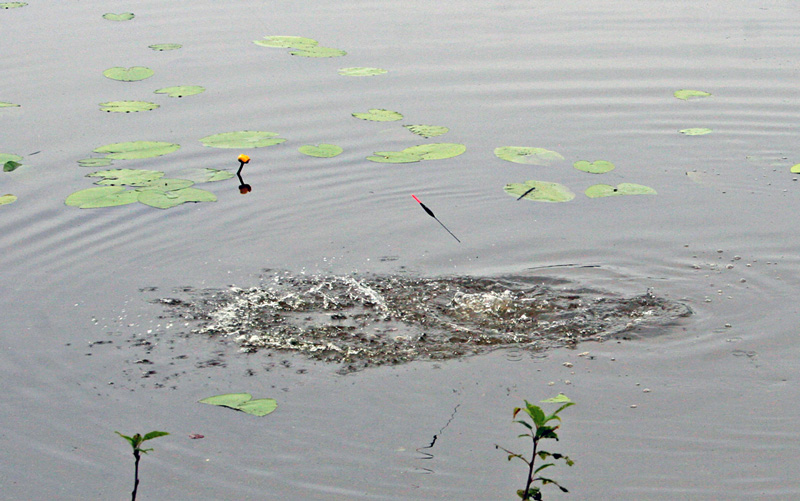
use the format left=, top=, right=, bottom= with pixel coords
left=115, top=430, right=169, bottom=501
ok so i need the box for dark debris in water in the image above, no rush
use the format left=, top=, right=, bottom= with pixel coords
left=157, top=273, right=691, bottom=373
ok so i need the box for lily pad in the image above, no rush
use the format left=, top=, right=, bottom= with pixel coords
left=573, top=160, right=615, bottom=174
left=137, top=187, right=216, bottom=209
left=94, top=141, right=180, bottom=159
left=137, top=178, right=195, bottom=191
left=154, top=86, right=205, bottom=98
left=77, top=158, right=114, bottom=167
left=199, top=393, right=277, bottom=417
left=404, top=125, right=448, bottom=138
left=366, top=151, right=422, bottom=163
left=338, top=67, right=387, bottom=77
left=200, top=130, right=286, bottom=149
left=65, top=186, right=139, bottom=208
left=585, top=183, right=657, bottom=198
left=674, top=89, right=711, bottom=100
left=679, top=128, right=712, bottom=135
left=791, top=164, right=800, bottom=174
left=3, top=160, right=21, bottom=172
left=0, top=2, right=27, bottom=8
left=149, top=43, right=182, bottom=51
left=103, top=66, right=154, bottom=82
left=290, top=46, right=346, bottom=58
left=0, top=194, right=16, bottom=205
left=299, top=144, right=343, bottom=158
left=176, top=168, right=235, bottom=183
left=1, top=154, right=22, bottom=172
left=253, top=36, right=319, bottom=48
left=103, top=12, right=134, bottom=21
left=495, top=147, right=565, bottom=166
left=99, top=101, right=159, bottom=113
left=504, top=180, right=575, bottom=202
left=0, top=102, right=20, bottom=107
left=403, top=143, right=466, bottom=160
left=88, top=169, right=165, bottom=186
left=352, top=109, right=403, bottom=122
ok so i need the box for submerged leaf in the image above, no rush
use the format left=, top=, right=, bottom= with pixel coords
left=3, top=161, right=21, bottom=172
left=1, top=154, right=23, bottom=172
left=504, top=180, right=575, bottom=202
left=88, top=169, right=165, bottom=186
left=352, top=109, right=403, bottom=122
left=99, top=100, right=159, bottom=113
left=299, top=144, right=343, bottom=158
left=338, top=67, right=387, bottom=77
left=65, top=186, right=139, bottom=208
left=93, top=141, right=180, bottom=159
left=200, top=130, right=286, bottom=149
left=404, top=125, right=449, bottom=138
left=102, top=66, right=154, bottom=82
left=77, top=158, right=114, bottom=167
left=679, top=128, right=712, bottom=135
left=137, top=187, right=217, bottom=209
left=585, top=183, right=657, bottom=198
left=290, top=46, right=346, bottom=58
left=154, top=86, right=205, bottom=98
left=573, top=160, right=615, bottom=174
left=253, top=36, right=319, bottom=48
left=495, top=147, right=564, bottom=166
left=674, top=89, right=711, bottom=100
left=103, top=12, right=134, bottom=21
left=0, top=194, right=17, bottom=206
left=149, top=43, right=182, bottom=51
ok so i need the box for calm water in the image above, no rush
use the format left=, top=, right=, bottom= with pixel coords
left=2, top=1, right=800, bottom=499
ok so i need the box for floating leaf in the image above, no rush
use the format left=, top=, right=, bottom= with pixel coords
left=1, top=154, right=22, bottom=172
left=674, top=89, right=711, bottom=100
left=404, top=125, right=448, bottom=138
left=137, top=187, right=216, bottom=209
left=573, top=160, right=615, bottom=174
left=495, top=147, right=565, bottom=166
left=93, top=141, right=180, bottom=159
left=290, top=46, right=346, bottom=58
left=352, top=109, right=403, bottom=122
left=149, top=43, right=182, bottom=51
left=253, top=36, right=319, bottom=48
left=0, top=2, right=27, bottom=8
left=77, top=158, right=114, bottom=167
left=199, top=393, right=277, bottom=416
left=200, top=130, right=286, bottom=149
left=176, top=168, right=234, bottom=183
left=103, top=12, right=134, bottom=21
left=103, top=66, right=154, bottom=82
left=504, top=180, right=575, bottom=202
left=99, top=101, right=159, bottom=113
left=299, top=144, right=343, bottom=158
left=237, top=399, right=278, bottom=417
left=403, top=143, right=466, bottom=160
left=679, top=128, right=712, bottom=135
left=338, top=67, right=387, bottom=77
left=65, top=186, right=139, bottom=208
left=137, top=178, right=195, bottom=191
left=585, top=183, right=657, bottom=198
left=0, top=101, right=20, bottom=107
left=199, top=393, right=253, bottom=408
left=3, top=161, right=21, bottom=172
left=791, top=164, right=800, bottom=174
left=88, top=169, right=165, bottom=186
left=154, top=86, right=205, bottom=98
left=0, top=194, right=17, bottom=205
left=366, top=151, right=421, bottom=163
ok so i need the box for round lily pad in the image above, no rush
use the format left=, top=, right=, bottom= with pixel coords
left=0, top=102, right=20, bottom=107
left=338, top=67, right=387, bottom=77
left=103, top=66, right=154, bottom=82
left=88, top=169, right=165, bottom=186
left=495, top=147, right=565, bottom=166
left=137, top=187, right=216, bottom=209
left=574, top=160, right=615, bottom=174
left=199, top=130, right=286, bottom=149
left=367, top=151, right=422, bottom=163
left=0, top=2, right=27, bottom=8
left=352, top=109, right=403, bottom=122
left=504, top=180, right=575, bottom=202
left=0, top=194, right=17, bottom=205
left=403, top=143, right=466, bottom=160
left=176, top=168, right=234, bottom=183
left=65, top=186, right=139, bottom=208
left=674, top=89, right=711, bottom=100
left=585, top=183, right=657, bottom=198
left=149, top=43, right=182, bottom=51
left=93, top=141, right=180, bottom=159
left=236, top=399, right=278, bottom=417
left=198, top=393, right=277, bottom=416
left=679, top=128, right=712, bottom=135
left=154, top=86, right=205, bottom=97
left=299, top=144, right=343, bottom=158
left=404, top=125, right=448, bottom=138
left=137, top=178, right=195, bottom=191
left=99, top=101, right=159, bottom=113
left=103, top=12, right=134, bottom=21
left=77, top=158, right=114, bottom=168
left=253, top=36, right=319, bottom=48
left=290, top=46, right=346, bottom=58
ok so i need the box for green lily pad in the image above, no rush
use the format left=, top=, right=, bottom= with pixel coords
left=338, top=67, right=387, bottom=77
left=253, top=36, right=319, bottom=48
left=3, top=161, right=21, bottom=172
left=0, top=2, right=27, bottom=8
left=149, top=43, right=182, bottom=51
left=679, top=128, right=712, bottom=135
left=103, top=66, right=154, bottom=82
left=103, top=12, right=134, bottom=21
left=403, top=143, right=466, bottom=160
left=299, top=143, right=343, bottom=158
left=585, top=183, right=657, bottom=198
left=99, top=101, right=159, bottom=113
left=674, top=89, right=711, bottom=100
left=504, top=180, right=575, bottom=202
left=366, top=151, right=422, bottom=163
left=573, top=160, right=615, bottom=174
left=137, top=187, right=217, bottom=209
left=154, top=86, right=205, bottom=98
left=65, top=186, right=139, bottom=208
left=0, top=101, right=20, bottom=107
left=290, top=46, right=346, bottom=58
left=176, top=168, right=235, bottom=183
left=0, top=194, right=16, bottom=206
left=790, top=164, right=800, bottom=174
left=495, top=147, right=565, bottom=166
left=88, top=169, right=165, bottom=186
left=93, top=141, right=180, bottom=159
left=352, top=109, right=403, bottom=122
left=200, top=130, right=286, bottom=149
left=137, top=178, right=195, bottom=191
left=404, top=125, right=449, bottom=138
left=77, top=158, right=114, bottom=167
left=199, top=393, right=277, bottom=416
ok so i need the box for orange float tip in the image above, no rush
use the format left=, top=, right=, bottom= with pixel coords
left=237, top=154, right=250, bottom=164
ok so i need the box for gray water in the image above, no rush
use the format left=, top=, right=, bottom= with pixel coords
left=2, top=1, right=800, bottom=499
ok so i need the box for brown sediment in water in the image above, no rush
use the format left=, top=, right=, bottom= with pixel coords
left=158, top=273, right=692, bottom=373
